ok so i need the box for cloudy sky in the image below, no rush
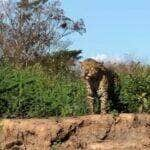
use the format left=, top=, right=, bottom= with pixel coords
left=62, top=0, right=150, bottom=63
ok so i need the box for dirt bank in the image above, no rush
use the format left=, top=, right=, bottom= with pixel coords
left=0, top=114, right=150, bottom=150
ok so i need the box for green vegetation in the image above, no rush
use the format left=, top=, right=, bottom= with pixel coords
left=0, top=61, right=87, bottom=118
left=107, top=62, right=150, bottom=113
left=0, top=0, right=149, bottom=118
left=0, top=60, right=149, bottom=118
left=119, top=63, right=150, bottom=113
left=0, top=0, right=87, bottom=118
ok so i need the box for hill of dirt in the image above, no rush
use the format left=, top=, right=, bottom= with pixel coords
left=0, top=114, right=150, bottom=150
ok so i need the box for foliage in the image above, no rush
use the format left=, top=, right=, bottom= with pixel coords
left=0, top=62, right=87, bottom=118
left=0, top=60, right=150, bottom=117
left=31, top=49, right=82, bottom=75
left=0, top=0, right=85, bottom=66
left=0, top=1, right=149, bottom=117
left=119, top=62, right=150, bottom=113
left=0, top=0, right=87, bottom=118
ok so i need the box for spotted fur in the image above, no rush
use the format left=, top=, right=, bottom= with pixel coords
left=80, top=58, right=109, bottom=114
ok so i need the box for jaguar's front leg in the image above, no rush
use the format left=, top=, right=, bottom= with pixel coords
left=98, top=75, right=109, bottom=114
left=85, top=80, right=95, bottom=114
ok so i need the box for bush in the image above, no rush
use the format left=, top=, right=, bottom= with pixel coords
left=0, top=60, right=149, bottom=118
left=119, top=63, right=150, bottom=113
left=0, top=62, right=87, bottom=118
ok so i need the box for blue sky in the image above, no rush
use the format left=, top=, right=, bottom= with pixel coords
left=62, top=0, right=150, bottom=63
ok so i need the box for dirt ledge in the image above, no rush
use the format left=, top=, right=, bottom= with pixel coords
left=0, top=114, right=150, bottom=150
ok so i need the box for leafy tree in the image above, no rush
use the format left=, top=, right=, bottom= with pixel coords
left=0, top=0, right=86, bottom=66
left=31, top=49, right=82, bottom=75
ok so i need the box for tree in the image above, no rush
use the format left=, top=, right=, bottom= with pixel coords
left=0, top=0, right=86, bottom=66
left=33, top=49, right=83, bottom=75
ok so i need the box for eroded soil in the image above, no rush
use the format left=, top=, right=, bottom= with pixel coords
left=0, top=114, right=150, bottom=150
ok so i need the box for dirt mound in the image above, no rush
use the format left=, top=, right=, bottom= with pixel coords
left=0, top=114, right=150, bottom=150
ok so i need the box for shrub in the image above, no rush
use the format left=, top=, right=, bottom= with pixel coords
left=0, top=62, right=87, bottom=118
left=119, top=63, right=150, bottom=113
left=0, top=60, right=149, bottom=117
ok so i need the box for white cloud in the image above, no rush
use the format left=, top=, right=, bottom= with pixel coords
left=92, top=53, right=134, bottom=64
left=92, top=54, right=108, bottom=62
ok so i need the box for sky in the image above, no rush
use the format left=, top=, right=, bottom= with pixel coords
left=62, top=0, right=150, bottom=63
left=0, top=0, right=150, bottom=63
